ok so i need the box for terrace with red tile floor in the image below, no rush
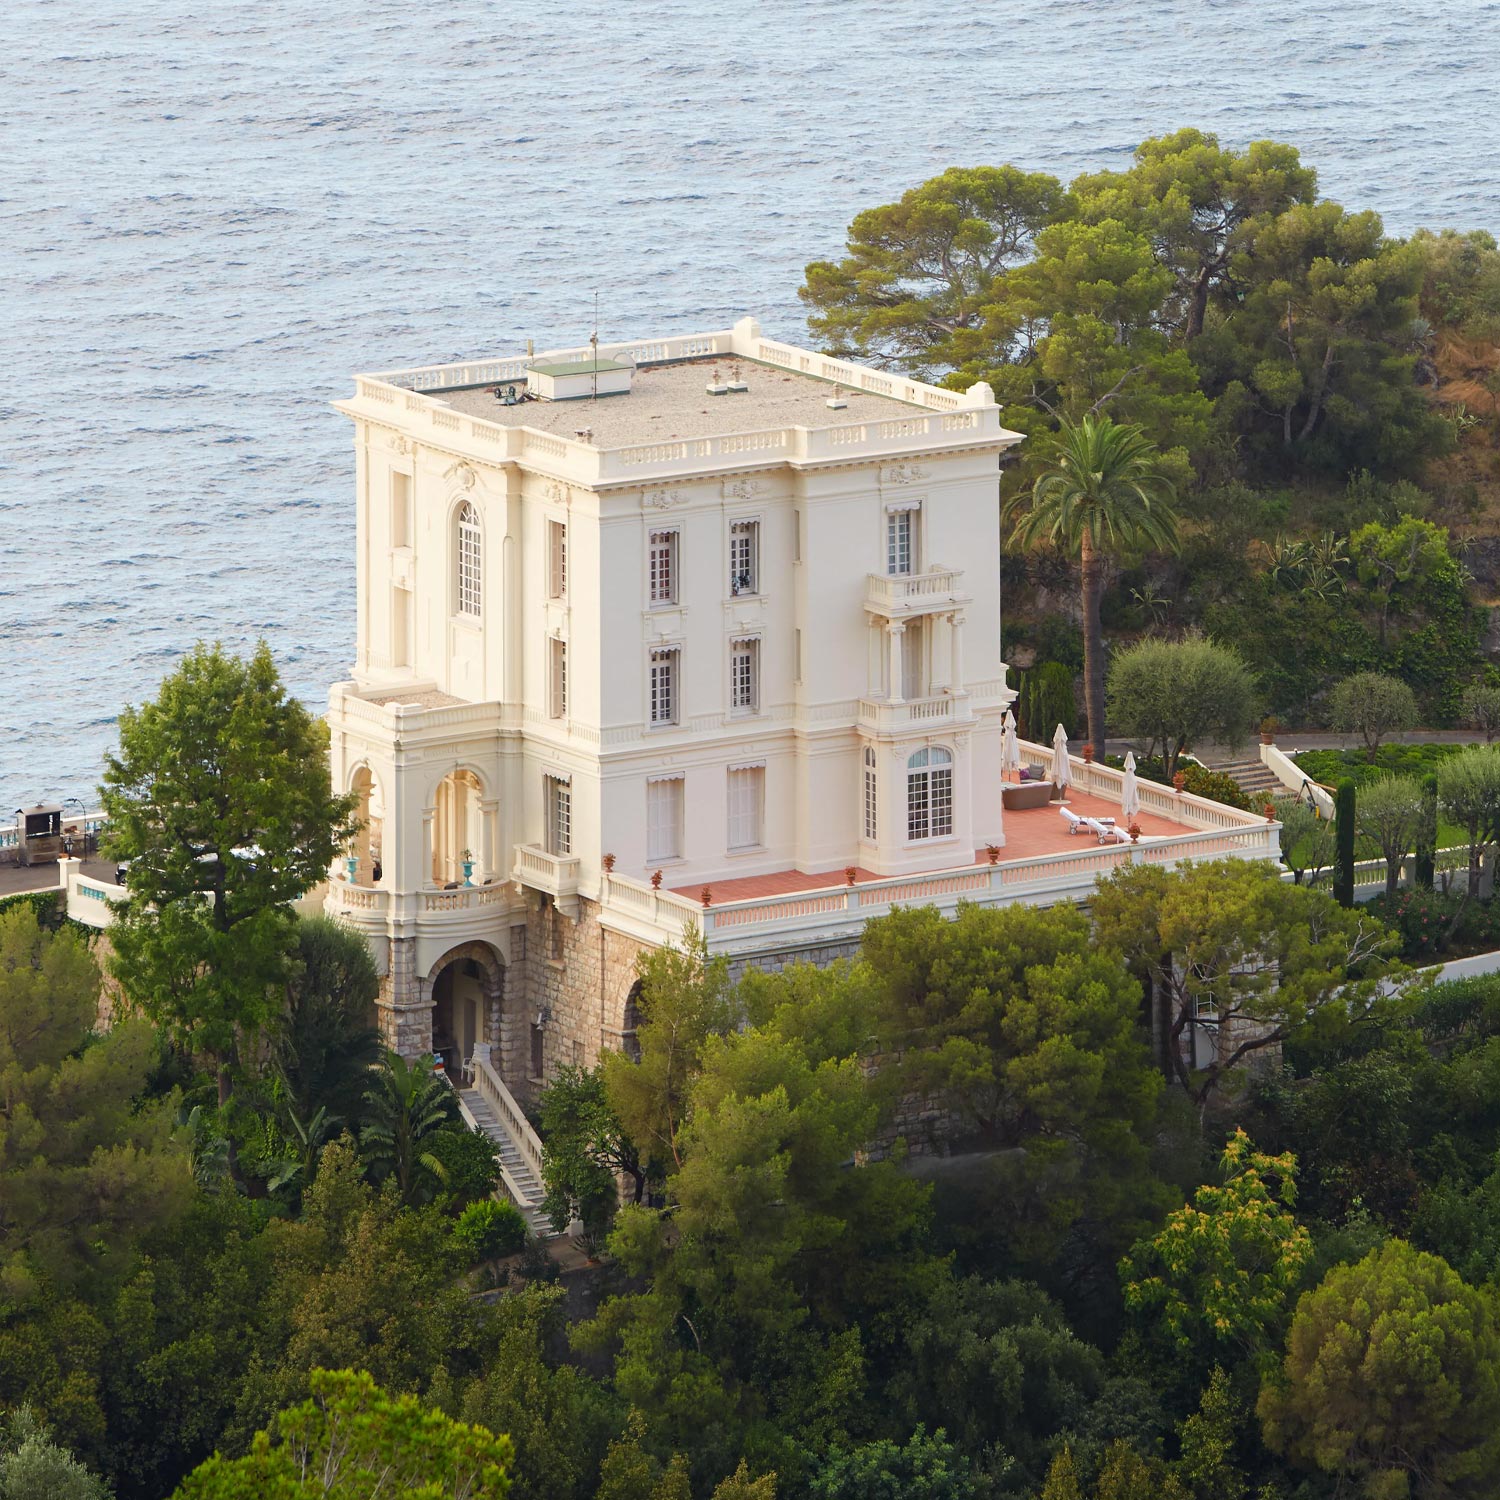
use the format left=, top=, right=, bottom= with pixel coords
left=671, top=788, right=1194, bottom=903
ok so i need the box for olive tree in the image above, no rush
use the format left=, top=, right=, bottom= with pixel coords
left=1329, top=671, right=1419, bottom=759
left=1460, top=681, right=1500, bottom=742
left=1107, top=637, right=1257, bottom=777
left=1091, top=859, right=1404, bottom=1109
left=1274, top=796, right=1335, bottom=886
left=1437, top=746, right=1500, bottom=897
left=1355, top=774, right=1428, bottom=895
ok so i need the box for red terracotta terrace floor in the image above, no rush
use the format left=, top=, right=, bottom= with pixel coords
left=671, top=788, right=1196, bottom=902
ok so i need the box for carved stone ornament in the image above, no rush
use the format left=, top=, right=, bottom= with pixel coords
left=543, top=480, right=570, bottom=504
left=644, top=488, right=688, bottom=510
left=389, top=434, right=410, bottom=455
left=444, top=461, right=477, bottom=490
left=722, top=477, right=768, bottom=501
left=882, top=463, right=929, bottom=487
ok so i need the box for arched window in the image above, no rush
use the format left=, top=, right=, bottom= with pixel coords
left=906, top=746, right=953, bottom=841
left=863, top=746, right=878, bottom=841
left=456, top=502, right=482, bottom=617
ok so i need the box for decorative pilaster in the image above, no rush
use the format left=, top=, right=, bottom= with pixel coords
left=885, top=621, right=907, bottom=703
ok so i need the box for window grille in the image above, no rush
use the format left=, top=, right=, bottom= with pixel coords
left=545, top=775, right=572, bottom=855
left=729, top=520, right=759, bottom=595
left=457, top=502, right=482, bottom=616
left=548, top=519, right=567, bottom=599
left=649, top=648, right=678, bottom=726
left=906, top=746, right=953, bottom=840
left=649, top=529, right=677, bottom=604
left=886, top=509, right=913, bottom=577
left=730, top=637, right=759, bottom=713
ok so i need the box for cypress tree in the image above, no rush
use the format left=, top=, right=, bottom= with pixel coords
left=1415, top=772, right=1438, bottom=889
left=1334, top=779, right=1357, bottom=906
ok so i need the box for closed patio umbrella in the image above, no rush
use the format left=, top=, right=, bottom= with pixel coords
left=1050, top=723, right=1071, bottom=794
left=1121, top=750, right=1141, bottom=820
left=1001, top=709, right=1021, bottom=778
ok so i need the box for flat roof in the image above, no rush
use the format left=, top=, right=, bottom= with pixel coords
left=528, top=358, right=631, bottom=377
left=436, top=356, right=926, bottom=446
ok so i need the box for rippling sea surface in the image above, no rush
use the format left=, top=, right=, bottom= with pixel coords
left=4, top=0, right=1498, bottom=804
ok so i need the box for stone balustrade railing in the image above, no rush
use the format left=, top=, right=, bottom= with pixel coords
left=857, top=694, right=966, bottom=731
left=864, top=567, right=968, bottom=614
left=469, top=1044, right=547, bottom=1186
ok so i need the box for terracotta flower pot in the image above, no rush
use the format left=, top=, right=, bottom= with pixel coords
left=650, top=870, right=663, bottom=890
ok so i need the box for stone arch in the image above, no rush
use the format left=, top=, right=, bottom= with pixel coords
left=424, top=939, right=506, bottom=1077
left=347, top=761, right=385, bottom=882
left=621, top=979, right=645, bottom=1063
left=428, top=767, right=489, bottom=887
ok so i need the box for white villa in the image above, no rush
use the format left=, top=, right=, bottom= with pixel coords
left=315, top=316, right=1279, bottom=1105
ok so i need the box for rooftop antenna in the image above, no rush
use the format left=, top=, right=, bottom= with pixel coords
left=590, top=290, right=599, bottom=403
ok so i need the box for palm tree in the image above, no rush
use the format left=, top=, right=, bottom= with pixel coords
left=360, top=1052, right=458, bottom=1206
left=1008, top=415, right=1178, bottom=753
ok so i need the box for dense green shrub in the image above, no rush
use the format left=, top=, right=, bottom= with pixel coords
left=1176, top=764, right=1252, bottom=811
left=453, top=1198, right=527, bottom=1262
left=1295, top=743, right=1468, bottom=786
left=427, top=1126, right=502, bottom=1209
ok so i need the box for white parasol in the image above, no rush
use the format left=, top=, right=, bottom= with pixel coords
left=1001, top=709, right=1021, bottom=778
left=1121, top=750, right=1141, bottom=820
left=1050, top=723, right=1071, bottom=793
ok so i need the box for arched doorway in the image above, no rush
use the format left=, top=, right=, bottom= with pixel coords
left=426, top=942, right=504, bottom=1079
left=350, top=765, right=385, bottom=882
left=430, top=769, right=485, bottom=887
left=622, top=979, right=645, bottom=1063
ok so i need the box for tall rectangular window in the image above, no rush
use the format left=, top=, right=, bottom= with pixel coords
left=530, top=1023, right=545, bottom=1079
left=649, top=648, right=679, bottom=726
left=729, top=520, right=759, bottom=595
left=730, top=637, right=759, bottom=714
left=391, top=472, right=411, bottom=549
left=863, top=746, right=877, bottom=841
left=647, top=777, right=684, bottom=863
left=727, top=766, right=764, bottom=851
left=649, top=529, right=677, bottom=605
left=545, top=775, right=571, bottom=855
left=457, top=502, right=482, bottom=616
left=548, top=637, right=567, bottom=718
left=548, top=519, right=567, bottom=599
left=906, top=748, right=953, bottom=841
left=886, top=509, right=913, bottom=577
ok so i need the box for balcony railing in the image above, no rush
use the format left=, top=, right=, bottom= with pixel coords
left=857, top=693, right=967, bottom=732
left=864, top=566, right=968, bottom=616
left=512, top=844, right=583, bottom=909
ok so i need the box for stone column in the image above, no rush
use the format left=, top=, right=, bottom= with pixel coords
left=481, top=798, right=500, bottom=883
left=885, top=621, right=907, bottom=703
left=949, top=611, right=967, bottom=694
left=421, top=807, right=435, bottom=887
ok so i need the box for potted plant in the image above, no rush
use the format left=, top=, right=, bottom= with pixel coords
left=845, top=866, right=858, bottom=886
left=1128, top=822, right=1142, bottom=843
left=650, top=869, right=663, bottom=890
left=602, top=852, right=616, bottom=873
left=1081, top=743, right=1094, bottom=764
left=1260, top=715, right=1282, bottom=746
left=459, top=848, right=475, bottom=886
left=986, top=843, right=1001, bottom=865
left=345, top=853, right=358, bottom=882
left=1173, top=771, right=1186, bottom=794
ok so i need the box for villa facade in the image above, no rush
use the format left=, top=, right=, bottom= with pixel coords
left=322, top=318, right=1279, bottom=1100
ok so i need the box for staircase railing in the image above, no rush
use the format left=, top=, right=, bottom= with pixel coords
left=469, top=1044, right=547, bottom=1190
left=442, top=1062, right=539, bottom=1213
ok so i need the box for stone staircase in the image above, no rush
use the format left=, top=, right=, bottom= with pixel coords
left=1209, top=755, right=1284, bottom=802
left=449, top=1045, right=554, bottom=1238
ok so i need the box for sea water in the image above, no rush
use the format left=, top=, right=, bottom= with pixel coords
left=4, top=0, right=1498, bottom=802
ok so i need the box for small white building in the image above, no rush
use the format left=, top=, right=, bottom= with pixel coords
left=324, top=317, right=1277, bottom=1099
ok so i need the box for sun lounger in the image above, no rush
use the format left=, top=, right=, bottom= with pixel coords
left=1059, top=807, right=1088, bottom=834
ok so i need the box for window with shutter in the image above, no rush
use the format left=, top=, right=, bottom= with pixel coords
left=906, top=747, right=953, bottom=840
left=647, top=777, right=684, bottom=862
left=549, top=638, right=567, bottom=718
left=727, top=766, right=764, bottom=851
left=548, top=519, right=567, bottom=599
left=863, top=746, right=877, bottom=841
left=729, top=519, right=759, bottom=595
left=730, top=637, right=759, bottom=713
left=649, top=648, right=678, bottom=726
left=457, top=502, right=482, bottom=616
left=545, top=776, right=572, bottom=855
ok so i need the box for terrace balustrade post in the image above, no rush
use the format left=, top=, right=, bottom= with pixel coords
left=885, top=621, right=906, bottom=704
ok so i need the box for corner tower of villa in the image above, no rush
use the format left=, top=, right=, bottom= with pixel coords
left=325, top=316, right=1278, bottom=1099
